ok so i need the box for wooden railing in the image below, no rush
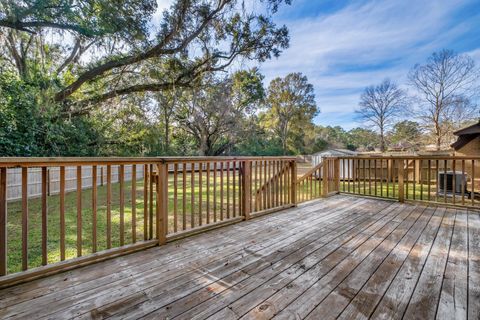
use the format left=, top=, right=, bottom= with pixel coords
left=337, top=156, right=480, bottom=208
left=296, top=158, right=340, bottom=202
left=0, top=156, right=296, bottom=287
left=2, top=155, right=478, bottom=287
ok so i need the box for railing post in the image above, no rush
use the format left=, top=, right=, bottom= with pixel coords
left=0, top=168, right=6, bottom=276
left=156, top=162, right=168, bottom=245
left=398, top=159, right=405, bottom=203
left=334, top=158, right=340, bottom=193
left=242, top=160, right=251, bottom=220
left=290, top=160, right=297, bottom=206
left=322, top=160, right=329, bottom=197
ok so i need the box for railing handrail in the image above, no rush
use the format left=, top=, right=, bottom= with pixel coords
left=297, top=161, right=324, bottom=183
left=338, top=155, right=480, bottom=160
left=0, top=156, right=297, bottom=167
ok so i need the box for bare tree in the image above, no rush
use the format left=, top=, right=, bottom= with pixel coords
left=357, top=78, right=408, bottom=152
left=409, top=49, right=479, bottom=150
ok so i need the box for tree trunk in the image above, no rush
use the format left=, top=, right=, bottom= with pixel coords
left=434, top=120, right=441, bottom=151
left=380, top=127, right=385, bottom=152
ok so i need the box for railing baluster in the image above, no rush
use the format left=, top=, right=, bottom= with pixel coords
left=182, top=163, right=187, bottom=230
left=213, top=162, right=217, bottom=222
left=380, top=159, right=383, bottom=197
left=405, top=159, right=409, bottom=200
left=444, top=160, right=447, bottom=204
left=149, top=164, right=154, bottom=239
left=132, top=165, right=137, bottom=243
left=92, top=165, right=97, bottom=253
left=275, top=161, right=281, bottom=207
left=263, top=161, right=267, bottom=209
left=22, top=167, right=28, bottom=271
left=220, top=162, right=224, bottom=221
left=427, top=160, right=431, bottom=202
left=107, top=165, right=112, bottom=248
left=60, top=166, right=66, bottom=261
left=461, top=160, right=465, bottom=205
left=206, top=163, right=210, bottom=225
left=238, top=162, right=242, bottom=215
left=435, top=160, right=439, bottom=202
left=472, top=160, right=475, bottom=207
left=413, top=159, right=416, bottom=200
left=173, top=163, right=178, bottom=233
left=249, top=161, right=253, bottom=209
left=254, top=161, right=258, bottom=212
left=41, top=167, right=48, bottom=265
left=143, top=164, right=148, bottom=241
left=199, top=163, right=203, bottom=226
left=352, top=159, right=356, bottom=194
left=0, top=168, right=6, bottom=275
left=228, top=161, right=232, bottom=218
left=419, top=160, right=423, bottom=201
left=232, top=161, right=236, bottom=217
left=452, top=160, right=456, bottom=205
left=119, top=165, right=124, bottom=246
left=191, top=163, right=195, bottom=228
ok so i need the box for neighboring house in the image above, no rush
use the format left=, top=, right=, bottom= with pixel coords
left=311, top=149, right=357, bottom=179
left=311, top=149, right=357, bottom=166
left=451, top=121, right=480, bottom=194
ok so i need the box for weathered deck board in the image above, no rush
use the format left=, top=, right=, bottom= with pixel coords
left=0, top=195, right=477, bottom=320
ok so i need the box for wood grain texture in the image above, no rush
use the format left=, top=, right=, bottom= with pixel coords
left=0, top=195, right=477, bottom=320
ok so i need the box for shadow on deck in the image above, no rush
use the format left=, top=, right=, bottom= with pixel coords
left=0, top=195, right=479, bottom=319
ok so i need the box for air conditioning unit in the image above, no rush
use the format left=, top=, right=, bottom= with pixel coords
left=438, top=171, right=467, bottom=195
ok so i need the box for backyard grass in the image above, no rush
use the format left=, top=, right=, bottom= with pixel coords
left=5, top=170, right=287, bottom=274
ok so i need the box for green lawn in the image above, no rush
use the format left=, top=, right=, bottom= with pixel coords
left=5, top=170, right=288, bottom=274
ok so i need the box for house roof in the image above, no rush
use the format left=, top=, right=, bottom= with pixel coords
left=451, top=121, right=480, bottom=150
left=453, top=121, right=480, bottom=136
left=312, top=149, right=357, bottom=157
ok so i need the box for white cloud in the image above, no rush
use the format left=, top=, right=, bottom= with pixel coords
left=257, top=0, right=479, bottom=127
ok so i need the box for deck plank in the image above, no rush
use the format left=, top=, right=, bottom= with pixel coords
left=0, top=196, right=356, bottom=310
left=142, top=202, right=400, bottom=320
left=0, top=195, right=476, bottom=320
left=337, top=206, right=443, bottom=320
left=270, top=204, right=417, bottom=320
left=204, top=203, right=411, bottom=320
left=305, top=206, right=435, bottom=320
left=401, top=208, right=456, bottom=320
left=468, top=211, right=480, bottom=320
left=4, top=198, right=375, bottom=318
left=79, top=200, right=392, bottom=319
left=437, top=209, right=468, bottom=320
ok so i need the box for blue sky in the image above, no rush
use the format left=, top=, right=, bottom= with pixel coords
left=155, top=0, right=480, bottom=130
left=255, top=0, right=480, bottom=129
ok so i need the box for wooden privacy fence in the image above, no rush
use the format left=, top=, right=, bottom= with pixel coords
left=0, top=157, right=296, bottom=287
left=337, top=156, right=480, bottom=207
left=4, top=165, right=145, bottom=201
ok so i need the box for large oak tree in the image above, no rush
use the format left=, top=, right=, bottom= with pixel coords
left=0, top=0, right=290, bottom=115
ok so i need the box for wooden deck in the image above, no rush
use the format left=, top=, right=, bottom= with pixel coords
left=0, top=195, right=479, bottom=319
